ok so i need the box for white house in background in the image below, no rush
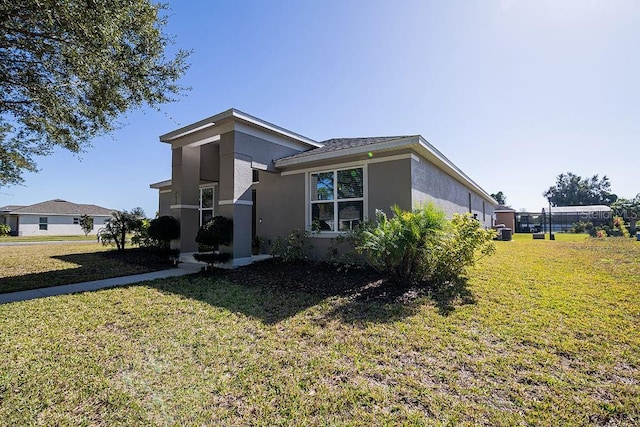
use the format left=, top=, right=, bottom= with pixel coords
left=0, top=199, right=113, bottom=236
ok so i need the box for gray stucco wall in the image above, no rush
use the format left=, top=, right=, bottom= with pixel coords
left=158, top=191, right=172, bottom=217
left=411, top=156, right=494, bottom=228
left=368, top=159, right=413, bottom=217
left=200, top=143, right=220, bottom=182
left=255, top=171, right=305, bottom=250
left=234, top=131, right=303, bottom=171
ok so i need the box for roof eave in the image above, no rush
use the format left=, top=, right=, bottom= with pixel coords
left=275, top=136, right=419, bottom=168
left=159, top=108, right=322, bottom=148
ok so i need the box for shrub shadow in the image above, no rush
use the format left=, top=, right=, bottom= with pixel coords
left=147, top=259, right=477, bottom=325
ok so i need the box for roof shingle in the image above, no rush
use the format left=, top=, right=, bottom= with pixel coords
left=278, top=136, right=414, bottom=162
left=4, top=199, right=113, bottom=216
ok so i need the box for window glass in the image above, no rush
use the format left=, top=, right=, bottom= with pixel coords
left=200, top=186, right=215, bottom=225
left=201, top=187, right=214, bottom=209
left=312, top=203, right=334, bottom=231
left=337, top=168, right=363, bottom=199
left=310, top=167, right=364, bottom=232
left=73, top=217, right=79, bottom=224
left=338, top=201, right=363, bottom=231
left=201, top=210, right=214, bottom=225
left=311, top=172, right=334, bottom=201
left=39, top=217, right=48, bottom=230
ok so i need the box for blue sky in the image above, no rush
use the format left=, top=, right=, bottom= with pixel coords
left=3, top=0, right=639, bottom=215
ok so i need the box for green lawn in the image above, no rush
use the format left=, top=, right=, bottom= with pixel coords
left=1, top=236, right=639, bottom=425
left=0, top=243, right=174, bottom=294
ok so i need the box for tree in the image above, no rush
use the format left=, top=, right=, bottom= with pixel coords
left=491, top=191, right=507, bottom=206
left=543, top=172, right=617, bottom=207
left=79, top=214, right=93, bottom=236
left=147, top=215, right=180, bottom=250
left=0, top=1, right=190, bottom=186
left=97, top=207, right=145, bottom=251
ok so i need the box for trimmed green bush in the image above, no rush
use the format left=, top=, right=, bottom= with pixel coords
left=0, top=223, right=10, bottom=236
left=194, top=216, right=233, bottom=269
left=148, top=215, right=180, bottom=249
left=354, top=204, right=495, bottom=286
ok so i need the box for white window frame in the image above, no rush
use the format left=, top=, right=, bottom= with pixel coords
left=39, top=216, right=48, bottom=231
left=199, top=184, right=216, bottom=226
left=308, top=165, right=367, bottom=235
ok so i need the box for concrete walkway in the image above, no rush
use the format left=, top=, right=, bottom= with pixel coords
left=0, top=265, right=201, bottom=305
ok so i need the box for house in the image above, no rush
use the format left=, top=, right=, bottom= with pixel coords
left=150, top=108, right=497, bottom=266
left=0, top=199, right=113, bottom=236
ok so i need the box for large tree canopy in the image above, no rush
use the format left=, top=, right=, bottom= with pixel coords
left=490, top=191, right=507, bottom=206
left=543, top=172, right=617, bottom=207
left=0, top=0, right=189, bottom=186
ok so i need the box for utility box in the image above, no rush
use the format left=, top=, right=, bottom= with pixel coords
left=500, top=228, right=512, bottom=241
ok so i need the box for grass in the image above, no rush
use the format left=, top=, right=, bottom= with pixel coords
left=0, top=243, right=174, bottom=294
left=0, top=234, right=96, bottom=242
left=1, top=236, right=639, bottom=425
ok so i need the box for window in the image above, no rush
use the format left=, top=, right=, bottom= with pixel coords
left=482, top=201, right=486, bottom=222
left=73, top=217, right=79, bottom=224
left=310, top=167, right=364, bottom=231
left=200, top=186, right=214, bottom=226
left=39, top=217, right=48, bottom=230
left=252, top=169, right=260, bottom=183
left=468, top=193, right=472, bottom=213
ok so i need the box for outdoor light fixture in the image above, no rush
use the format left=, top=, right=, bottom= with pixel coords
left=549, top=201, right=554, bottom=240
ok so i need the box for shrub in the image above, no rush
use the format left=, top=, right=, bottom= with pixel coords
left=196, top=216, right=233, bottom=251
left=354, top=204, right=447, bottom=283
left=431, top=213, right=496, bottom=284
left=271, top=228, right=311, bottom=262
left=613, top=216, right=630, bottom=238
left=354, top=204, right=495, bottom=287
left=0, top=223, right=10, bottom=236
left=569, top=221, right=593, bottom=234
left=148, top=215, right=180, bottom=250
left=194, top=216, right=233, bottom=269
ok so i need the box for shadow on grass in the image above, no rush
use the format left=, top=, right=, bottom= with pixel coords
left=1, top=249, right=174, bottom=294
left=147, top=259, right=477, bottom=325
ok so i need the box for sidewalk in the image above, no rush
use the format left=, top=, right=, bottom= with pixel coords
left=0, top=265, right=201, bottom=305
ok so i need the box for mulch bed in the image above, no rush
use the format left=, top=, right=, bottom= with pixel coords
left=212, top=259, right=432, bottom=304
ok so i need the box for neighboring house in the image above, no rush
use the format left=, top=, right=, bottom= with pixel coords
left=150, top=108, right=497, bottom=266
left=0, top=199, right=113, bottom=236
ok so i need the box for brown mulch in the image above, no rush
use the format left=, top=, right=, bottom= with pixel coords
left=211, top=259, right=436, bottom=306
left=222, top=259, right=383, bottom=297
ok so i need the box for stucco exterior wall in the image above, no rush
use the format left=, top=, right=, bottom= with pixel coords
left=234, top=131, right=303, bottom=171
left=158, top=191, right=172, bottom=217
left=411, top=156, right=494, bottom=228
left=255, top=171, right=305, bottom=251
left=368, top=159, right=413, bottom=217
left=16, top=215, right=110, bottom=236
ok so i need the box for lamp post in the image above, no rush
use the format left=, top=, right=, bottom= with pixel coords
left=542, top=207, right=546, bottom=234
left=549, top=201, right=554, bottom=240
